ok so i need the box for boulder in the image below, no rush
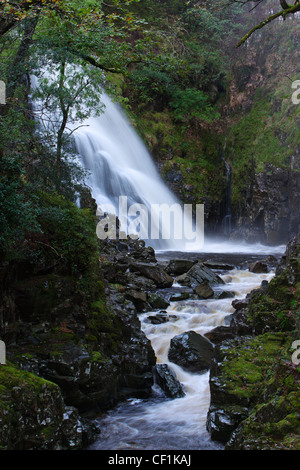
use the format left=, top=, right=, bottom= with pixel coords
left=176, top=262, right=224, bottom=289
left=249, top=261, right=269, bottom=273
left=207, top=405, right=249, bottom=443
left=204, top=262, right=235, bottom=271
left=166, top=259, right=197, bottom=276
left=169, top=291, right=191, bottom=301
left=125, top=289, right=148, bottom=312
left=154, top=364, right=185, bottom=398
left=168, top=330, right=214, bottom=373
left=148, top=293, right=170, bottom=310
left=194, top=283, right=214, bottom=299
left=130, top=262, right=174, bottom=288
left=232, top=298, right=249, bottom=311
left=146, top=312, right=178, bottom=324
left=204, top=326, right=235, bottom=344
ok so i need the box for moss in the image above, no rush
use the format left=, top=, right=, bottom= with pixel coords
left=217, top=333, right=292, bottom=404
left=0, top=362, right=58, bottom=396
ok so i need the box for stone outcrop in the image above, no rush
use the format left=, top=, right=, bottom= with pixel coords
left=153, top=364, right=185, bottom=399
left=0, top=363, right=93, bottom=450
left=230, top=160, right=300, bottom=246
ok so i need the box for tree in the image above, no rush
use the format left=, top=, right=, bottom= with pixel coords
left=232, top=0, right=300, bottom=46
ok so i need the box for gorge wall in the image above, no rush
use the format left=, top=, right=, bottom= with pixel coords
left=127, top=4, right=300, bottom=245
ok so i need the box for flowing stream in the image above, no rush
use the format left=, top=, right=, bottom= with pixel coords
left=75, top=89, right=285, bottom=450
left=88, top=250, right=281, bottom=451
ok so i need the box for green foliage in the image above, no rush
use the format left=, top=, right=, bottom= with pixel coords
left=34, top=191, right=99, bottom=278
left=170, top=87, right=220, bottom=124
left=0, top=154, right=41, bottom=254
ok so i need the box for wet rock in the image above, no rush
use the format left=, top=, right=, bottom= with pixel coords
left=176, top=262, right=224, bottom=289
left=125, top=289, right=148, bottom=312
left=154, top=364, right=185, bottom=398
left=194, top=283, right=214, bottom=299
left=168, top=330, right=214, bottom=373
left=232, top=298, right=249, bottom=311
left=129, top=262, right=174, bottom=288
left=214, top=290, right=235, bottom=300
left=207, top=405, right=249, bottom=443
left=0, top=364, right=83, bottom=450
left=249, top=261, right=269, bottom=273
left=165, top=259, right=197, bottom=276
left=148, top=293, right=170, bottom=310
left=204, top=326, right=235, bottom=344
left=204, top=262, right=235, bottom=271
left=169, top=292, right=191, bottom=301
left=146, top=312, right=178, bottom=324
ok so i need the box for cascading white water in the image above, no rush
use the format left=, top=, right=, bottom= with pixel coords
left=72, top=93, right=200, bottom=251
left=88, top=262, right=276, bottom=450
left=72, top=93, right=287, bottom=255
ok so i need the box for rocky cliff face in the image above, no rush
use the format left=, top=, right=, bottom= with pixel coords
left=230, top=159, right=300, bottom=245
left=206, top=233, right=300, bottom=450
left=135, top=6, right=300, bottom=245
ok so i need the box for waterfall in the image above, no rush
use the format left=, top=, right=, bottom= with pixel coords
left=72, top=93, right=202, bottom=251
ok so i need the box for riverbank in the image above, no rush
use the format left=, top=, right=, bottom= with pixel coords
left=1, top=228, right=299, bottom=450
left=87, top=245, right=283, bottom=450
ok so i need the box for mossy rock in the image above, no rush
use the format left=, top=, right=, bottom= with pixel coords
left=0, top=362, right=82, bottom=450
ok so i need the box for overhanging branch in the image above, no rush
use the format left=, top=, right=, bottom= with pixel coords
left=236, top=2, right=300, bottom=47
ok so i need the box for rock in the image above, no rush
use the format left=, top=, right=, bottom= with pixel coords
left=147, top=313, right=169, bottom=324
left=130, top=262, right=174, bottom=288
left=232, top=298, right=249, bottom=310
left=207, top=405, right=249, bottom=443
left=204, top=262, right=235, bottom=271
left=249, top=261, right=269, bottom=273
left=194, top=283, right=214, bottom=299
left=125, top=289, right=148, bottom=312
left=214, top=290, right=235, bottom=299
left=166, top=259, right=197, bottom=276
left=154, top=364, right=185, bottom=398
left=168, top=330, right=214, bottom=373
left=0, top=363, right=83, bottom=450
left=169, top=292, right=191, bottom=301
left=148, top=293, right=170, bottom=310
left=205, top=326, right=235, bottom=344
left=176, top=262, right=224, bottom=289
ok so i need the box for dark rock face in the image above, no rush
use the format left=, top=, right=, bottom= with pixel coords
left=204, top=326, right=235, bottom=344
left=168, top=330, right=214, bottom=373
left=230, top=163, right=300, bottom=245
left=153, top=364, right=185, bottom=398
left=206, top=234, right=300, bottom=450
left=0, top=228, right=160, bottom=448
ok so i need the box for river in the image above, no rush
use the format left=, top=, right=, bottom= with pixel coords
left=88, top=247, right=283, bottom=451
